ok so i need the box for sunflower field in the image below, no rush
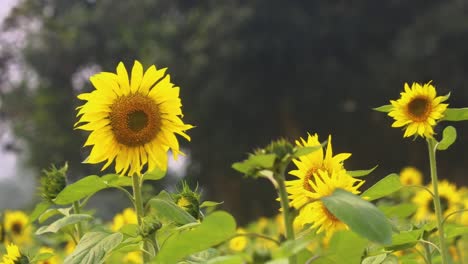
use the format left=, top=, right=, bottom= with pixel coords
left=0, top=59, right=468, bottom=264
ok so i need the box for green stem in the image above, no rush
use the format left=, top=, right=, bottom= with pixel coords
left=72, top=201, right=83, bottom=239
left=276, top=164, right=296, bottom=264
left=427, top=138, right=448, bottom=264
left=132, top=174, right=152, bottom=262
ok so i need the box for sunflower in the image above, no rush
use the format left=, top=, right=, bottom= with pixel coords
left=294, top=170, right=364, bottom=236
left=399, top=166, right=423, bottom=186
left=285, top=133, right=355, bottom=210
left=388, top=82, right=448, bottom=138
left=413, top=180, right=461, bottom=222
left=123, top=251, right=143, bottom=264
left=37, top=247, right=59, bottom=264
left=229, top=228, right=248, bottom=252
left=111, top=208, right=138, bottom=232
left=3, top=211, right=31, bottom=246
left=0, top=243, right=27, bottom=264
left=76, top=60, right=193, bottom=176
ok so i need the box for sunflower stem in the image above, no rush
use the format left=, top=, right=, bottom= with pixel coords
left=276, top=163, right=296, bottom=264
left=132, top=174, right=152, bottom=262
left=72, top=201, right=83, bottom=239
left=426, top=138, right=448, bottom=264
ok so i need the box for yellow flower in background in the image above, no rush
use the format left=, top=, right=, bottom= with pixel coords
left=37, top=247, right=59, bottom=264
left=1, top=243, right=20, bottom=264
left=413, top=180, right=461, bottom=222
left=285, top=133, right=353, bottom=210
left=294, top=170, right=364, bottom=236
left=388, top=82, right=448, bottom=138
left=3, top=211, right=31, bottom=245
left=111, top=208, right=138, bottom=232
left=76, top=60, right=193, bottom=176
left=229, top=228, right=248, bottom=252
left=123, top=251, right=143, bottom=264
left=64, top=240, right=76, bottom=255
left=399, top=166, right=423, bottom=186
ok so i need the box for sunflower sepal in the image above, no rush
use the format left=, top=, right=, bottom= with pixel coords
left=436, top=126, right=457, bottom=151
left=373, top=104, right=393, bottom=113
left=347, top=165, right=379, bottom=178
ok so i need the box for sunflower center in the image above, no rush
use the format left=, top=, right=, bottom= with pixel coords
left=429, top=196, right=449, bottom=213
left=303, top=168, right=319, bottom=192
left=11, top=221, right=23, bottom=235
left=110, top=93, right=161, bottom=146
left=407, top=97, right=431, bottom=120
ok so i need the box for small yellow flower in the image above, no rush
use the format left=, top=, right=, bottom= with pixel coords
left=76, top=60, right=193, bottom=176
left=399, top=166, right=423, bottom=186
left=388, top=82, right=448, bottom=138
left=3, top=211, right=31, bottom=245
left=229, top=228, right=248, bottom=252
left=123, top=251, right=143, bottom=264
left=64, top=240, right=76, bottom=255
left=1, top=243, right=20, bottom=264
left=413, top=180, right=461, bottom=222
left=37, top=247, right=60, bottom=264
left=111, top=208, right=138, bottom=232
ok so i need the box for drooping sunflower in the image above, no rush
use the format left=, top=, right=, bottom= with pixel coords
left=3, top=211, right=31, bottom=246
left=76, top=60, right=193, bottom=176
left=388, top=82, right=448, bottom=138
left=399, top=166, right=423, bottom=186
left=412, top=180, right=461, bottom=222
left=294, top=169, right=364, bottom=236
left=285, top=133, right=355, bottom=210
left=111, top=208, right=138, bottom=232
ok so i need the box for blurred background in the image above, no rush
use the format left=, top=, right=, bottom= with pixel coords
left=1, top=0, right=468, bottom=225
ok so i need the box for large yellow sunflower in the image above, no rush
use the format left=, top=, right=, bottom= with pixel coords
left=76, top=60, right=193, bottom=176
left=388, top=82, right=448, bottom=138
left=412, top=180, right=461, bottom=222
left=3, top=211, right=31, bottom=246
left=294, top=170, right=364, bottom=236
left=285, top=133, right=354, bottom=210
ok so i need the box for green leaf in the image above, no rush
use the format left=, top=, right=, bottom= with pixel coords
left=143, top=168, right=166, bottom=181
left=147, top=198, right=197, bottom=225
left=200, top=201, right=223, bottom=209
left=31, top=252, right=55, bottom=262
left=101, top=174, right=132, bottom=187
left=29, top=201, right=52, bottom=223
left=361, top=174, right=402, bottom=201
left=321, top=189, right=392, bottom=244
left=154, top=211, right=236, bottom=264
left=362, top=253, right=387, bottom=264
left=54, top=176, right=109, bottom=205
left=379, top=203, right=417, bottom=218
left=442, top=108, right=468, bottom=121
left=373, top=104, right=393, bottom=113
left=385, top=230, right=423, bottom=251
left=348, top=165, right=378, bottom=177
left=206, top=255, right=244, bottom=264
left=119, top=224, right=139, bottom=237
left=271, top=231, right=315, bottom=259
left=445, top=224, right=468, bottom=239
left=36, top=214, right=93, bottom=235
left=64, top=232, right=123, bottom=264
left=312, top=231, right=368, bottom=264
left=38, top=207, right=72, bottom=223
left=232, top=154, right=276, bottom=176
left=437, top=126, right=457, bottom=150
left=292, top=145, right=322, bottom=158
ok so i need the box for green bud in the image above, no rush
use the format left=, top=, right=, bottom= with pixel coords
left=173, top=181, right=201, bottom=219
left=261, top=138, right=294, bottom=161
left=140, top=215, right=161, bottom=237
left=40, top=163, right=68, bottom=203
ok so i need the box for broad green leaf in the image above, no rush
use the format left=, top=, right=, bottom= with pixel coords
left=437, top=126, right=457, bottom=150
left=348, top=165, right=378, bottom=177
left=442, top=108, right=468, bottom=121
left=38, top=207, right=71, bottom=223
left=29, top=201, right=52, bottom=223
left=101, top=174, right=132, bottom=187
left=385, top=230, right=423, bottom=251
left=362, top=254, right=387, bottom=264
left=143, top=168, right=166, bottom=181
left=148, top=198, right=197, bottom=225
left=54, top=176, right=108, bottom=204
left=200, top=201, right=223, bottom=208
left=271, top=231, right=314, bottom=259
left=31, top=252, right=55, bottom=262
left=373, top=104, right=393, bottom=113
left=206, top=255, right=244, bottom=264
left=36, top=214, right=93, bottom=235
left=232, top=154, right=276, bottom=176
left=64, top=232, right=123, bottom=264
left=154, top=211, right=236, bottom=264
left=292, top=145, right=323, bottom=158
left=322, top=189, right=392, bottom=244
left=445, top=224, right=468, bottom=239
left=312, top=231, right=368, bottom=264
left=379, top=203, right=417, bottom=218
left=361, top=174, right=402, bottom=201
left=119, top=224, right=139, bottom=237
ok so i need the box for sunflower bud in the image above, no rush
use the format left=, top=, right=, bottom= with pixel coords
left=173, top=182, right=201, bottom=219
left=40, top=163, right=68, bottom=203
left=257, top=138, right=294, bottom=163
left=140, top=215, right=161, bottom=237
